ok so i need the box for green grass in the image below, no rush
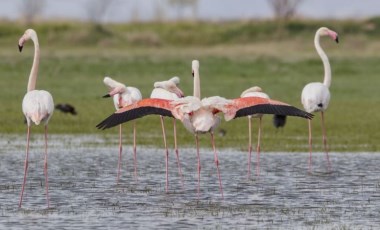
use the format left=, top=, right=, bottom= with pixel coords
left=1, top=19, right=379, bottom=152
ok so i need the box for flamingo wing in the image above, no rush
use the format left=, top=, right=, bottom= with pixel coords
left=96, top=98, right=174, bottom=130
left=224, top=97, right=313, bottom=121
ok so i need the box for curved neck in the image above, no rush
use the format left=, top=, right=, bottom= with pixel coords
left=193, top=69, right=201, bottom=98
left=314, top=32, right=331, bottom=88
left=27, top=36, right=40, bottom=92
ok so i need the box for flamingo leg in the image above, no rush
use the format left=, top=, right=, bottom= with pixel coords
left=308, top=119, right=312, bottom=173
left=247, top=116, right=252, bottom=179
left=133, top=121, right=138, bottom=180
left=160, top=116, right=169, bottom=193
left=19, top=126, right=31, bottom=208
left=173, top=119, right=184, bottom=188
left=44, top=125, right=50, bottom=208
left=256, top=117, right=262, bottom=177
left=117, top=124, right=122, bottom=183
left=195, top=134, right=200, bottom=198
left=321, top=112, right=331, bottom=171
left=210, top=132, right=224, bottom=199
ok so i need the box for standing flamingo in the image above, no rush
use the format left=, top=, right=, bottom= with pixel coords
left=102, top=76, right=142, bottom=182
left=150, top=76, right=184, bottom=192
left=301, top=27, right=338, bottom=173
left=240, top=86, right=270, bottom=178
left=18, top=29, right=54, bottom=208
left=97, top=60, right=313, bottom=198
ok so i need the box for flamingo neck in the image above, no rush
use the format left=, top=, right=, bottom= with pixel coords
left=27, top=35, right=40, bottom=92
left=314, top=31, right=331, bottom=88
left=193, top=70, right=201, bottom=98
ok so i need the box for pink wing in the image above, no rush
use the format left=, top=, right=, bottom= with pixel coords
left=97, top=98, right=174, bottom=130
left=224, top=97, right=313, bottom=121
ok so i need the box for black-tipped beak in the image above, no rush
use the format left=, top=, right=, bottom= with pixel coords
left=102, top=94, right=111, bottom=98
left=192, top=70, right=194, bottom=77
left=18, top=45, right=23, bottom=52
left=335, top=36, right=339, bottom=43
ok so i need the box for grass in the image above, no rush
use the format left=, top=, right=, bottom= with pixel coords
left=0, top=19, right=379, bottom=152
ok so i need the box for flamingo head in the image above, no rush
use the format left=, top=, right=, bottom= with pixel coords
left=192, top=60, right=199, bottom=77
left=18, top=29, right=38, bottom=52
left=319, top=27, right=339, bottom=43
left=169, top=83, right=184, bottom=98
left=154, top=80, right=184, bottom=98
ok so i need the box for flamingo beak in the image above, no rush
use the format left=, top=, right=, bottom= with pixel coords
left=335, top=36, right=339, bottom=43
left=102, top=94, right=111, bottom=98
left=177, top=89, right=184, bottom=98
left=18, top=44, right=23, bottom=52
left=192, top=70, right=194, bottom=77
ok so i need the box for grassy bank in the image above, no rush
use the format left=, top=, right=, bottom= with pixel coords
left=0, top=19, right=379, bottom=152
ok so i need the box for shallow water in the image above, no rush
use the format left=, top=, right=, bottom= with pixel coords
left=1, top=135, right=380, bottom=229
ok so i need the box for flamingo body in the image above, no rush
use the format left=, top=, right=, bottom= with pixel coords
left=301, top=82, right=330, bottom=113
left=23, top=90, right=54, bottom=126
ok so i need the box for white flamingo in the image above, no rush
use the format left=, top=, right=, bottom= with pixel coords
left=240, top=86, right=270, bottom=178
left=103, top=76, right=142, bottom=182
left=18, top=29, right=54, bottom=208
left=301, top=27, right=338, bottom=172
left=150, top=76, right=184, bottom=192
left=97, top=60, right=313, bottom=198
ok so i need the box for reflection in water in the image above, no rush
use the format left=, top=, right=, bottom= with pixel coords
left=0, top=135, right=380, bottom=229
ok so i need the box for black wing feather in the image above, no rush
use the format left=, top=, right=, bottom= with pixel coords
left=96, top=106, right=174, bottom=130
left=234, top=104, right=313, bottom=119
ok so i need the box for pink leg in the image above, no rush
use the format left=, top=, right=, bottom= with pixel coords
left=256, top=117, right=262, bottom=177
left=19, top=126, right=31, bottom=208
left=173, top=119, right=184, bottom=188
left=247, top=117, right=252, bottom=179
left=321, top=112, right=331, bottom=171
left=117, top=125, right=122, bottom=183
left=160, top=116, right=169, bottom=193
left=44, top=125, right=50, bottom=208
left=308, top=119, right=312, bottom=173
left=133, top=121, right=138, bottom=180
left=210, top=132, right=224, bottom=199
left=195, top=134, right=201, bottom=198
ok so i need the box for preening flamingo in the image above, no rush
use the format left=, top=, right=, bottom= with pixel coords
left=102, top=76, right=142, bottom=182
left=97, top=60, right=313, bottom=198
left=301, top=27, right=338, bottom=173
left=240, top=86, right=270, bottom=178
left=150, top=76, right=184, bottom=192
left=18, top=29, right=54, bottom=208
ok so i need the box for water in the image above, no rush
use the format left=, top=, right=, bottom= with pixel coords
left=1, top=135, right=380, bottom=229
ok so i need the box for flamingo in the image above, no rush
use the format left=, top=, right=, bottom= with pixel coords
left=97, top=60, right=313, bottom=198
left=240, top=86, right=270, bottom=178
left=301, top=27, right=338, bottom=173
left=18, top=29, right=54, bottom=208
left=102, top=76, right=142, bottom=183
left=150, top=76, right=185, bottom=192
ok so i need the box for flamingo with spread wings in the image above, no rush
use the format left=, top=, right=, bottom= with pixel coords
left=97, top=60, right=313, bottom=198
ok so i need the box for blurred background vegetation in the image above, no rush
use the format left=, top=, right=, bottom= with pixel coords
left=0, top=0, right=379, bottom=152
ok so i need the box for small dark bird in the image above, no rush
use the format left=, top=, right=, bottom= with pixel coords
left=55, top=103, right=77, bottom=115
left=273, top=115, right=287, bottom=129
